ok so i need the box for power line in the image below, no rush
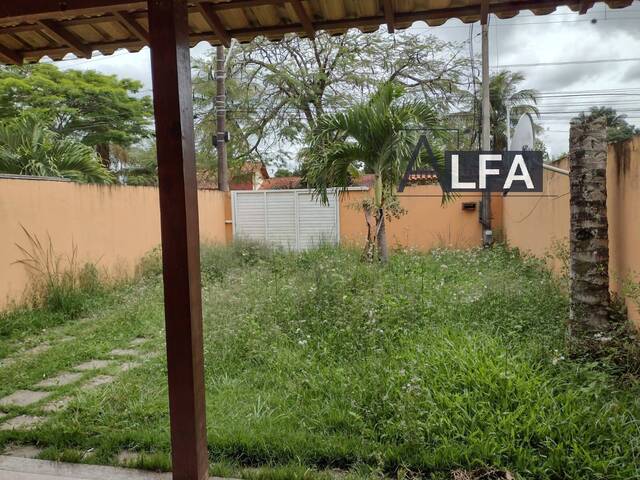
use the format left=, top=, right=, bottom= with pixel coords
left=493, top=57, right=640, bottom=69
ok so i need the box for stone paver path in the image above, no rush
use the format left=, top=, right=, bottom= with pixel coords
left=117, top=449, right=141, bottom=465
left=42, top=397, right=71, bottom=413
left=0, top=336, right=159, bottom=433
left=0, top=415, right=45, bottom=431
left=74, top=360, right=114, bottom=371
left=35, top=373, right=83, bottom=389
left=2, top=445, right=42, bottom=459
left=85, top=375, right=115, bottom=390
left=109, top=349, right=141, bottom=357
left=118, top=362, right=141, bottom=373
left=0, top=390, right=50, bottom=408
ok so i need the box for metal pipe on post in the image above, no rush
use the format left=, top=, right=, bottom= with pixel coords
left=480, top=0, right=492, bottom=246
left=216, top=44, right=229, bottom=192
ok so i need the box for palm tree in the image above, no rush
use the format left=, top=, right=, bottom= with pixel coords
left=0, top=116, right=113, bottom=184
left=579, top=106, right=639, bottom=143
left=470, top=71, right=539, bottom=150
left=302, top=82, right=446, bottom=262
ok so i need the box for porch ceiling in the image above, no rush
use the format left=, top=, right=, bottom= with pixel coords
left=0, top=0, right=634, bottom=65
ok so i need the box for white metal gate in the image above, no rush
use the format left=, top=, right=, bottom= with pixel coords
left=232, top=189, right=340, bottom=250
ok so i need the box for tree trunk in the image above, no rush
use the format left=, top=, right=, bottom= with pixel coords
left=362, top=205, right=376, bottom=262
left=96, top=143, right=110, bottom=169
left=376, top=208, right=388, bottom=263
left=568, top=115, right=610, bottom=349
left=216, top=45, right=229, bottom=192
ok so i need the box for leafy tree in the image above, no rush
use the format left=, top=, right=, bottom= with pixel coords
left=274, top=168, right=297, bottom=178
left=193, top=30, right=471, bottom=171
left=0, top=64, right=153, bottom=167
left=302, top=82, right=446, bottom=262
left=117, top=142, right=158, bottom=186
left=579, top=106, right=639, bottom=143
left=0, top=116, right=113, bottom=183
left=461, top=70, right=539, bottom=150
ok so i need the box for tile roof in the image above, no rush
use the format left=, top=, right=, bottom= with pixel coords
left=0, top=1, right=633, bottom=64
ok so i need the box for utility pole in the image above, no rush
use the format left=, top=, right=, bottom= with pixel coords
left=480, top=0, right=492, bottom=246
left=216, top=44, right=229, bottom=192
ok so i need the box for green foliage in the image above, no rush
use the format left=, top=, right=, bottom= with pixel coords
left=303, top=82, right=445, bottom=204
left=14, top=226, right=108, bottom=318
left=192, top=30, right=471, bottom=168
left=118, top=142, right=158, bottom=186
left=2, top=245, right=640, bottom=479
left=0, top=115, right=113, bottom=183
left=457, top=70, right=540, bottom=150
left=0, top=63, right=152, bottom=163
left=0, top=229, right=115, bottom=340
left=302, top=82, right=449, bottom=259
left=579, top=106, right=640, bottom=144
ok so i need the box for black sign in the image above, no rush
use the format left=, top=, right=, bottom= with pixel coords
left=440, top=151, right=543, bottom=192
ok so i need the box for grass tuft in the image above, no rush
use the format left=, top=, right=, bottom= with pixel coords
left=1, top=244, right=639, bottom=479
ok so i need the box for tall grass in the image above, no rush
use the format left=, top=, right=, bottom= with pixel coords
left=0, top=227, right=112, bottom=338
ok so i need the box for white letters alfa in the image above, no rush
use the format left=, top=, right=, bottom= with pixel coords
left=451, top=153, right=534, bottom=190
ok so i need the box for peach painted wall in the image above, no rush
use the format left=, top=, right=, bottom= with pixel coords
left=502, top=136, right=640, bottom=326
left=339, top=185, right=503, bottom=251
left=0, top=176, right=228, bottom=310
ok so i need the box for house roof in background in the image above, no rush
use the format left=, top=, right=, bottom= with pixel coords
left=0, top=1, right=633, bottom=65
left=258, top=172, right=438, bottom=190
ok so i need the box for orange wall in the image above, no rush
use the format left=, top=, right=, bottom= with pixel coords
left=0, top=177, right=228, bottom=310
left=502, top=136, right=640, bottom=326
left=339, top=185, right=503, bottom=250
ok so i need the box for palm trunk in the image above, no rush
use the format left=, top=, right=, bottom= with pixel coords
left=373, top=173, right=388, bottom=262
left=568, top=115, right=610, bottom=351
left=96, top=143, right=110, bottom=169
left=376, top=208, right=388, bottom=263
left=362, top=205, right=376, bottom=261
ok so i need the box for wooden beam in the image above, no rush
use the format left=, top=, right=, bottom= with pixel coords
left=196, top=2, right=231, bottom=47
left=36, top=19, right=92, bottom=58
left=383, top=0, right=395, bottom=33
left=0, top=1, right=146, bottom=23
left=209, top=0, right=287, bottom=10
left=147, top=1, right=209, bottom=480
left=4, top=0, right=638, bottom=63
left=0, top=44, right=22, bottom=64
left=480, top=0, right=489, bottom=24
left=579, top=1, right=594, bottom=13
left=289, top=1, right=315, bottom=39
left=113, top=10, right=149, bottom=42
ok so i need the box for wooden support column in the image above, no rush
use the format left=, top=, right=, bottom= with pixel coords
left=147, top=1, right=209, bottom=479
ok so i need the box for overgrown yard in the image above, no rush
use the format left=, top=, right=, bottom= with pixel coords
left=1, top=244, right=639, bottom=479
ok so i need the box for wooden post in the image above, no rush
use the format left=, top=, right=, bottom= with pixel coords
left=569, top=115, right=610, bottom=347
left=147, top=1, right=209, bottom=479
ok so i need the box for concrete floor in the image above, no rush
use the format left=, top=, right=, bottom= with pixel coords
left=0, top=455, right=225, bottom=480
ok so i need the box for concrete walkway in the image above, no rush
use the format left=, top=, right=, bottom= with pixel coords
left=0, top=455, right=226, bottom=480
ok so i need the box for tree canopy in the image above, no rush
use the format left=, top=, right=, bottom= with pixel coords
left=0, top=64, right=153, bottom=166
left=193, top=30, right=472, bottom=172
left=302, top=82, right=447, bottom=261
left=0, top=115, right=113, bottom=183
left=580, top=106, right=640, bottom=144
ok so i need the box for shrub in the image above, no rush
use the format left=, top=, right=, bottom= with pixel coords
left=13, top=226, right=107, bottom=319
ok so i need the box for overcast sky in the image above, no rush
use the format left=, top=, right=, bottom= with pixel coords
left=50, top=1, right=640, bottom=160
